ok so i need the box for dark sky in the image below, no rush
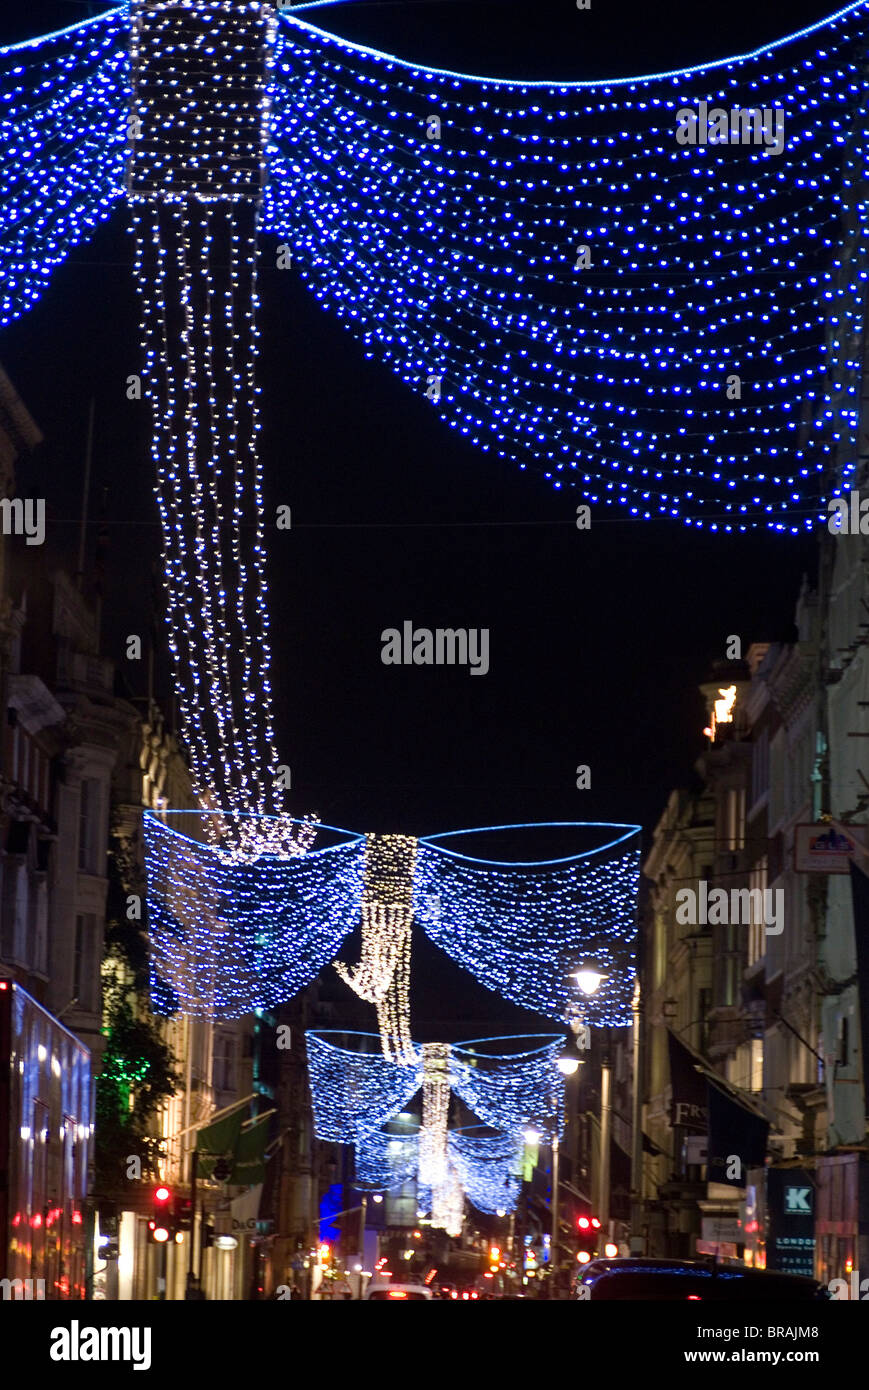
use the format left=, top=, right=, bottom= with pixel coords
left=1, top=1, right=829, bottom=1033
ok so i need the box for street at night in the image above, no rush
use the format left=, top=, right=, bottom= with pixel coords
left=0, top=0, right=866, bottom=1376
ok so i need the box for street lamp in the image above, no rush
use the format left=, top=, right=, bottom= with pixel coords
left=573, top=967, right=607, bottom=996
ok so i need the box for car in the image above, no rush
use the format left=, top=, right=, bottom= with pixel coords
left=364, top=1280, right=433, bottom=1301
left=573, top=1257, right=829, bottom=1301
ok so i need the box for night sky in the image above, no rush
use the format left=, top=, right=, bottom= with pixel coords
left=1, top=1, right=831, bottom=1035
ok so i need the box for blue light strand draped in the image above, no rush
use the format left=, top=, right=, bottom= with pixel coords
left=0, top=10, right=128, bottom=329
left=353, top=1124, right=523, bottom=1214
left=306, top=1032, right=423, bottom=1143
left=448, top=1128, right=523, bottom=1215
left=265, top=4, right=869, bottom=529
left=414, top=826, right=640, bottom=1025
left=448, top=1036, right=566, bottom=1136
left=143, top=814, right=367, bottom=1018
left=355, top=1127, right=419, bottom=1188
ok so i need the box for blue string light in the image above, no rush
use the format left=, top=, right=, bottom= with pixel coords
left=262, top=3, right=869, bottom=528
left=306, top=1031, right=422, bottom=1143
left=143, top=813, right=366, bottom=1018
left=0, top=9, right=128, bottom=329
left=415, top=824, right=640, bottom=1026
left=449, top=1035, right=566, bottom=1136
left=449, top=1126, right=523, bottom=1216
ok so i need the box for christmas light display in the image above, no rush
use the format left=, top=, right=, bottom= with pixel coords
left=307, top=1030, right=564, bottom=1145
left=306, top=1031, right=423, bottom=1143
left=355, top=1126, right=419, bottom=1189
left=448, top=1126, right=523, bottom=1216
left=449, top=1035, right=566, bottom=1137
left=0, top=11, right=128, bottom=330
left=4, top=3, right=869, bottom=530
left=418, top=1043, right=451, bottom=1186
left=143, top=813, right=366, bottom=1018
left=128, top=2, right=312, bottom=857
left=143, top=819, right=639, bottom=1020
left=265, top=3, right=869, bottom=529
left=334, top=835, right=416, bottom=1061
left=415, top=824, right=640, bottom=1026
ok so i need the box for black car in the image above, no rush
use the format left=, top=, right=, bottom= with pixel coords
left=574, top=1258, right=829, bottom=1301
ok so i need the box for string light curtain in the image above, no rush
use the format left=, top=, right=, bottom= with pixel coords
left=355, top=1127, right=419, bottom=1189
left=448, top=1127, right=523, bottom=1216
left=334, top=835, right=416, bottom=1062
left=448, top=1035, right=566, bottom=1137
left=306, top=1031, right=423, bottom=1143
left=307, top=1030, right=564, bottom=1147
left=143, top=813, right=366, bottom=1018
left=265, top=4, right=869, bottom=530
left=0, top=10, right=128, bottom=330
left=128, top=1, right=317, bottom=859
left=414, top=824, right=640, bottom=1026
left=4, top=5, right=869, bottom=528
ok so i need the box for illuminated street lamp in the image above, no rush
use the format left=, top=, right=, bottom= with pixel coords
left=573, top=967, right=607, bottom=996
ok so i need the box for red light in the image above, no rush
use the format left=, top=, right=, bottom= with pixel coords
left=32, top=1213, right=43, bottom=1228
left=0, top=981, right=8, bottom=990
left=591, top=1219, right=601, bottom=1229
left=154, top=1186, right=171, bottom=1203
left=687, top=1295, right=702, bottom=1301
left=388, top=1290, right=408, bottom=1299
left=71, top=1211, right=82, bottom=1226
left=578, top=1217, right=590, bottom=1229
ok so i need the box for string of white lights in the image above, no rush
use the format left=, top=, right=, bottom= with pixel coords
left=418, top=1043, right=451, bottom=1188
left=334, top=835, right=417, bottom=1060
left=126, top=1, right=318, bottom=858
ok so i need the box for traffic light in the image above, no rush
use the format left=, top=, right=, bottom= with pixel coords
left=148, top=1185, right=173, bottom=1243
left=175, top=1195, right=193, bottom=1232
left=576, top=1213, right=602, bottom=1260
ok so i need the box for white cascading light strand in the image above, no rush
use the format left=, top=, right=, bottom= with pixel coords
left=334, top=835, right=417, bottom=1061
left=128, top=0, right=315, bottom=861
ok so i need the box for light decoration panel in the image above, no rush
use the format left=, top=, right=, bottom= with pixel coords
left=334, top=835, right=416, bottom=1061
left=306, top=1030, right=422, bottom=1144
left=265, top=4, right=869, bottom=530
left=128, top=1, right=316, bottom=858
left=355, top=1126, right=419, bottom=1189
left=309, top=1029, right=564, bottom=1169
left=449, top=1034, right=566, bottom=1138
left=415, top=823, right=640, bottom=1026
left=418, top=1043, right=450, bottom=1187
left=0, top=10, right=128, bottom=329
left=448, top=1126, right=523, bottom=1216
left=143, top=812, right=366, bottom=1018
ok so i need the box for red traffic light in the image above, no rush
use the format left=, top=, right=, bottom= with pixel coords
left=154, top=1186, right=171, bottom=1204
left=578, top=1217, right=590, bottom=1229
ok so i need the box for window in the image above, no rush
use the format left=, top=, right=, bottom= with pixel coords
left=73, top=915, right=85, bottom=1004
left=77, top=779, right=101, bottom=873
left=214, top=1036, right=236, bottom=1093
left=725, top=787, right=746, bottom=851
left=751, top=730, right=770, bottom=807
left=750, top=1038, right=763, bottom=1092
left=748, top=858, right=768, bottom=967
left=74, top=914, right=98, bottom=1012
